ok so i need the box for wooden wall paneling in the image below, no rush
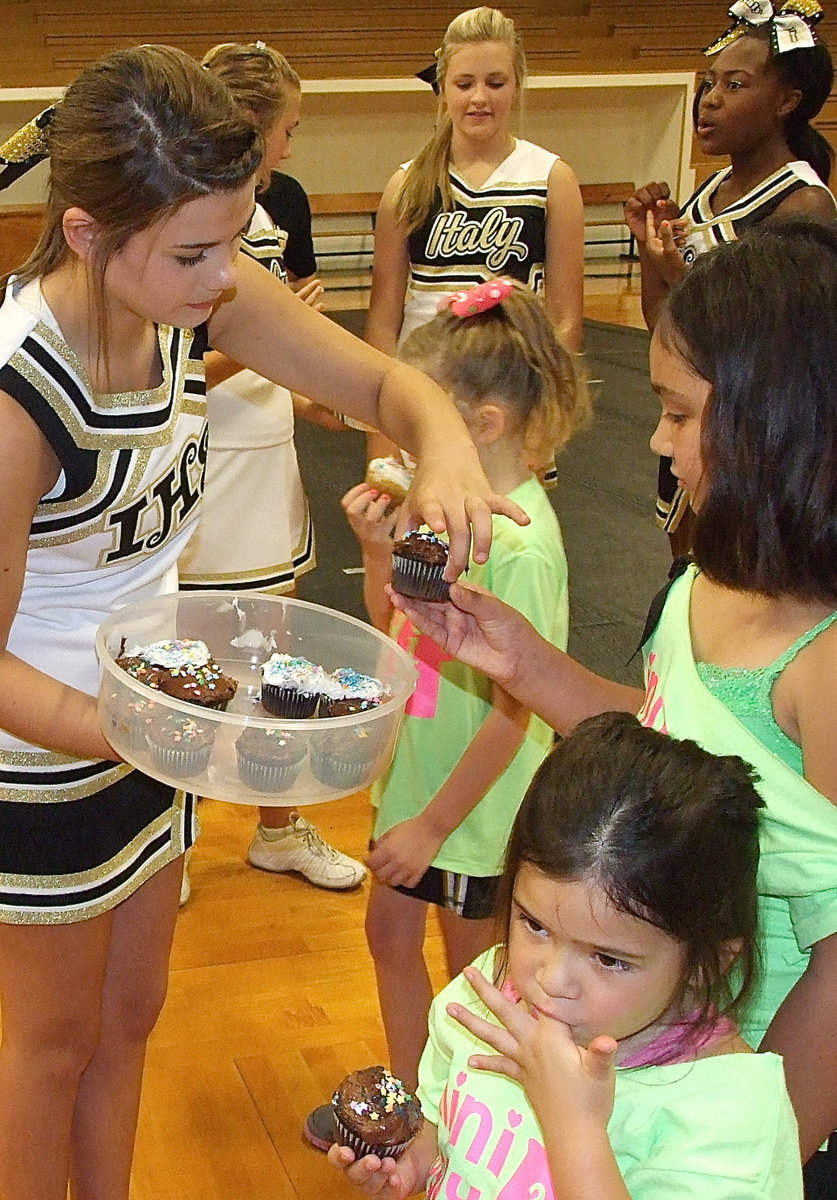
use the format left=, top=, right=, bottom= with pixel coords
left=0, top=206, right=43, bottom=279
left=0, top=0, right=834, bottom=88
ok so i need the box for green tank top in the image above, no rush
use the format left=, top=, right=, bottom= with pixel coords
left=695, top=610, right=837, bottom=773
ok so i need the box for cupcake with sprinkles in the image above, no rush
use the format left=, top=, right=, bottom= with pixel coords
left=332, top=1065, right=422, bottom=1160
left=364, top=455, right=414, bottom=515
left=114, top=696, right=156, bottom=753
left=319, top=666, right=390, bottom=718
left=391, top=529, right=450, bottom=602
left=260, top=652, right=328, bottom=718
left=115, top=638, right=237, bottom=710
left=235, top=725, right=306, bottom=793
left=310, top=724, right=383, bottom=791
left=145, top=711, right=215, bottom=779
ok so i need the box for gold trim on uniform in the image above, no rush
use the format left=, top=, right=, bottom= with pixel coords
left=450, top=178, right=549, bottom=202
left=18, top=324, right=183, bottom=434
left=15, top=320, right=207, bottom=551
left=179, top=495, right=316, bottom=590
left=34, top=320, right=195, bottom=415
left=0, top=757, right=131, bottom=802
left=0, top=801, right=191, bottom=921
left=0, top=806, right=176, bottom=890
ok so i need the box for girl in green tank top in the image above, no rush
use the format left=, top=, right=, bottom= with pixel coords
left=388, top=220, right=837, bottom=1196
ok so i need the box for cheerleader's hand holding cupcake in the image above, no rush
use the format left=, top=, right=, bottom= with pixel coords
left=397, top=428, right=526, bottom=579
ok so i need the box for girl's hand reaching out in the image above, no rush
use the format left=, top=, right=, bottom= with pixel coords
left=390, top=432, right=528, bottom=581
left=341, top=483, right=399, bottom=553
left=387, top=580, right=535, bottom=690
left=327, top=1145, right=419, bottom=1200
left=449, top=964, right=618, bottom=1134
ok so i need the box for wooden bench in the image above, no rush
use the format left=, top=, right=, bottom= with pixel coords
left=308, top=182, right=638, bottom=270
left=0, top=204, right=43, bottom=279
left=579, top=180, right=637, bottom=269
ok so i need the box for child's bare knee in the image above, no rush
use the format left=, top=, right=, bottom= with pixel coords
left=365, top=894, right=423, bottom=964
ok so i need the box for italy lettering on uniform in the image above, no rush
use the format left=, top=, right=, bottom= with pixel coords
left=424, top=207, right=528, bottom=272
left=400, top=141, right=559, bottom=339
left=104, top=423, right=208, bottom=564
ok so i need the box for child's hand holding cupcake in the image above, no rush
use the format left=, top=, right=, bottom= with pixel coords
left=327, top=1066, right=435, bottom=1200
left=341, top=482, right=401, bottom=554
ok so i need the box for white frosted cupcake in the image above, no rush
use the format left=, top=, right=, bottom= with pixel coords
left=365, top=456, right=413, bottom=514
left=319, top=667, right=389, bottom=718
left=260, top=653, right=327, bottom=719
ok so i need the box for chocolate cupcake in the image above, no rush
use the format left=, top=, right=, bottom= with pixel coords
left=319, top=667, right=388, bottom=718
left=332, top=1065, right=422, bottom=1160
left=235, top=726, right=305, bottom=793
left=391, top=530, right=450, bottom=602
left=116, top=638, right=237, bottom=710
left=260, top=653, right=326, bottom=719
left=145, top=712, right=214, bottom=779
left=310, top=725, right=381, bottom=790
left=118, top=696, right=156, bottom=753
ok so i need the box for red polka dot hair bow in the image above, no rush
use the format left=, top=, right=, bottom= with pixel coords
left=439, top=278, right=515, bottom=317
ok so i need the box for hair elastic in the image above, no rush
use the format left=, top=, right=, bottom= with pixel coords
left=0, top=105, right=56, bottom=193
left=704, top=0, right=823, bottom=57
left=440, top=277, right=515, bottom=317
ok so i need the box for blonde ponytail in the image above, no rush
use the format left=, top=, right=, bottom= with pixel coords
left=395, top=7, right=525, bottom=234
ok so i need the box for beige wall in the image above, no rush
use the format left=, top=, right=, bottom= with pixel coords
left=285, top=81, right=688, bottom=196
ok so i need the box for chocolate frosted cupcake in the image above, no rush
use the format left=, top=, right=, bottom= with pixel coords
left=310, top=725, right=381, bottom=790
left=391, top=530, right=450, bottom=602
left=332, top=1066, right=422, bottom=1160
left=235, top=726, right=305, bottom=793
left=319, top=667, right=389, bottom=718
left=260, top=653, right=326, bottom=719
left=116, top=638, right=237, bottom=710
left=118, top=696, right=156, bottom=753
left=146, top=712, right=214, bottom=779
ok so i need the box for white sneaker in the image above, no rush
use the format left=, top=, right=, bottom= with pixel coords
left=247, top=815, right=366, bottom=890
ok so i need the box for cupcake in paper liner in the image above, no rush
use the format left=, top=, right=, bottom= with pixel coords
left=118, top=696, right=156, bottom=753
left=318, top=667, right=390, bottom=718
left=235, top=726, right=305, bottom=793
left=260, top=653, right=327, bottom=718
left=332, top=1065, right=422, bottom=1160
left=145, top=712, right=214, bottom=779
left=391, top=530, right=450, bottom=602
left=310, top=726, right=381, bottom=790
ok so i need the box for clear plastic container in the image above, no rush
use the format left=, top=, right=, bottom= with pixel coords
left=96, top=592, right=417, bottom=806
